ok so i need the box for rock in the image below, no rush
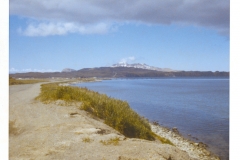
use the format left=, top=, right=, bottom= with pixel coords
left=69, top=112, right=79, bottom=116
left=192, top=136, right=199, bottom=140
left=152, top=121, right=159, bottom=125
left=194, top=143, right=199, bottom=146
left=198, top=142, right=208, bottom=148
left=203, top=150, right=211, bottom=156
left=172, top=127, right=179, bottom=134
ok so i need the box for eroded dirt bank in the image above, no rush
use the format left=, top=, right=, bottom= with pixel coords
left=9, top=83, right=219, bottom=160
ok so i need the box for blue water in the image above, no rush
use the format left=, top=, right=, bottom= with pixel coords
left=73, top=78, right=229, bottom=159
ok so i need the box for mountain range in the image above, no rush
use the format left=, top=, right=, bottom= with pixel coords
left=10, top=63, right=229, bottom=79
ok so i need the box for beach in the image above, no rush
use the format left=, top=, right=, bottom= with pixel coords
left=9, top=82, right=219, bottom=160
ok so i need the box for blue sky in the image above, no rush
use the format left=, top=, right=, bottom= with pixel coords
left=9, top=0, right=230, bottom=73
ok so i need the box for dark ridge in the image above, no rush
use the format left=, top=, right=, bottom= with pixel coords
left=9, top=67, right=229, bottom=79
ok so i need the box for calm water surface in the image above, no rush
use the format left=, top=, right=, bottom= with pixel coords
left=73, top=78, right=229, bottom=160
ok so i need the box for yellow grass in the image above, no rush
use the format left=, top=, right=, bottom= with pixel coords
left=100, top=137, right=120, bottom=146
left=9, top=77, right=47, bottom=85
left=36, top=82, right=173, bottom=145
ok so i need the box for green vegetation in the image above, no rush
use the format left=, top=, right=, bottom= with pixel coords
left=82, top=137, right=92, bottom=143
left=153, top=133, right=174, bottom=145
left=9, top=77, right=47, bottom=85
left=36, top=82, right=173, bottom=144
left=100, top=137, right=120, bottom=146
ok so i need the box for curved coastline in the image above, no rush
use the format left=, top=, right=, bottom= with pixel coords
left=9, top=81, right=220, bottom=159
left=150, top=123, right=219, bottom=160
left=66, top=80, right=221, bottom=159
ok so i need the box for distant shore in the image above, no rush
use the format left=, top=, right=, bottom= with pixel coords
left=9, top=66, right=229, bottom=79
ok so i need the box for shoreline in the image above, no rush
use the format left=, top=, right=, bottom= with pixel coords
left=62, top=80, right=221, bottom=159
left=150, top=123, right=219, bottom=160
left=10, top=81, right=220, bottom=159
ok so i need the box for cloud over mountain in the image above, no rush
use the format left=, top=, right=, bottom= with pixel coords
left=119, top=56, right=136, bottom=64
left=10, top=0, right=229, bottom=36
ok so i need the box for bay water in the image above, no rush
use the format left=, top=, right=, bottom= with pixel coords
left=73, top=78, right=229, bottom=159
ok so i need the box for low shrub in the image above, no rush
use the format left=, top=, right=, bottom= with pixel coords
left=82, top=137, right=92, bottom=143
left=100, top=137, right=120, bottom=145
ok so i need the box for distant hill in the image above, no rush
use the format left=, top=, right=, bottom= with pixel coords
left=10, top=66, right=229, bottom=79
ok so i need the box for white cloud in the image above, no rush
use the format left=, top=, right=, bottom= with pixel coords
left=19, top=22, right=111, bottom=36
left=9, top=67, right=58, bottom=73
left=10, top=0, right=229, bottom=36
left=9, top=68, right=18, bottom=73
left=128, top=56, right=135, bottom=61
left=119, top=56, right=136, bottom=64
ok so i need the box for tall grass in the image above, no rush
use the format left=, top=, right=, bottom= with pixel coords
left=9, top=77, right=47, bottom=85
left=36, top=82, right=173, bottom=144
left=36, top=83, right=154, bottom=140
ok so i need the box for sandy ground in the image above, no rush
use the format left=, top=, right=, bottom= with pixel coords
left=9, top=83, right=219, bottom=160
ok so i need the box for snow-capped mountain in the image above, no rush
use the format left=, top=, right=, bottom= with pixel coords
left=62, top=68, right=76, bottom=72
left=111, top=62, right=176, bottom=72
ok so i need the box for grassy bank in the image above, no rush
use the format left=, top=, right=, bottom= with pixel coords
left=9, top=77, right=47, bottom=85
left=36, top=82, right=173, bottom=144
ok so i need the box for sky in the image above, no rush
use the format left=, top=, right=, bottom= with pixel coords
left=2, top=1, right=240, bottom=159
left=9, top=0, right=230, bottom=73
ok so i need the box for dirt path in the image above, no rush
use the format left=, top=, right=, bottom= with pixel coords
left=9, top=83, right=215, bottom=160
